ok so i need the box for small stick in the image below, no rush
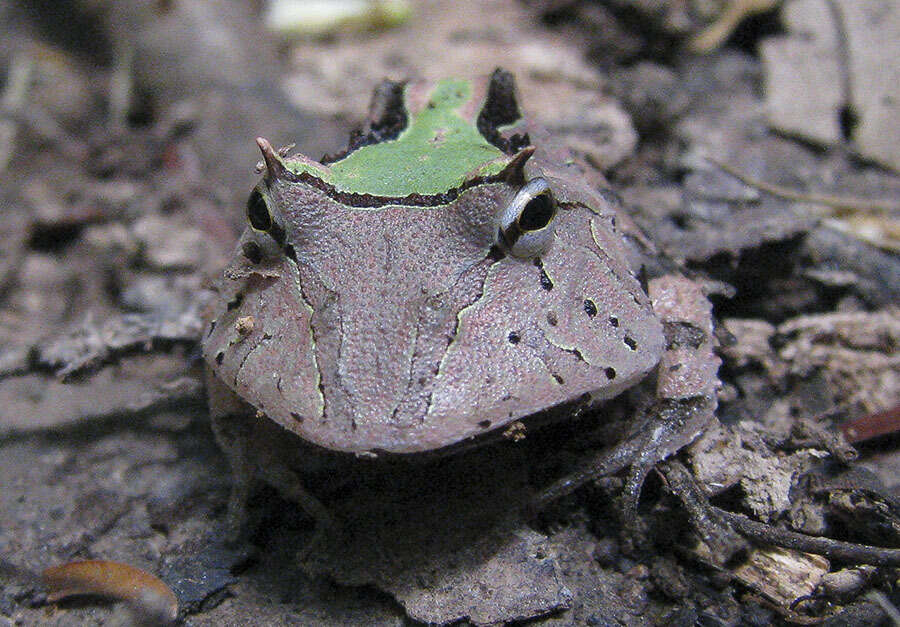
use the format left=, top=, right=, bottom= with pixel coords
left=688, top=0, right=780, bottom=53
left=712, top=508, right=900, bottom=567
left=706, top=156, right=900, bottom=215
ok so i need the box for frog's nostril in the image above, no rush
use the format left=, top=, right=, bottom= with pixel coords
left=242, top=241, right=262, bottom=264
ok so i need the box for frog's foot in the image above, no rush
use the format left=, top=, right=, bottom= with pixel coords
left=530, top=396, right=714, bottom=509
left=255, top=461, right=336, bottom=560
left=531, top=275, right=721, bottom=537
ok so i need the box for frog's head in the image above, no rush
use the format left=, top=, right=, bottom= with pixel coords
left=204, top=69, right=664, bottom=455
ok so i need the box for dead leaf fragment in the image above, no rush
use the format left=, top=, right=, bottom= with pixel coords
left=43, top=559, right=178, bottom=624
left=761, top=0, right=900, bottom=172
left=732, top=546, right=829, bottom=607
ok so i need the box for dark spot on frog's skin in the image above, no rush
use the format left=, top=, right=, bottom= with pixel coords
left=242, top=241, right=262, bottom=264
left=533, top=258, right=553, bottom=291
left=624, top=336, right=637, bottom=350
left=609, top=316, right=619, bottom=327
left=583, top=299, right=597, bottom=318
left=284, top=243, right=298, bottom=264
left=276, top=377, right=283, bottom=392
left=538, top=271, right=553, bottom=291
left=215, top=351, right=224, bottom=365
left=605, top=367, right=617, bottom=380
left=351, top=419, right=358, bottom=431
left=508, top=331, right=521, bottom=345
left=478, top=420, right=492, bottom=429
left=291, top=411, right=304, bottom=423
left=206, top=320, right=216, bottom=337
left=553, top=374, right=565, bottom=385
left=547, top=311, right=558, bottom=326
left=447, top=317, right=461, bottom=345
left=226, top=293, right=243, bottom=311
left=568, top=348, right=584, bottom=361
left=426, top=101, right=436, bottom=109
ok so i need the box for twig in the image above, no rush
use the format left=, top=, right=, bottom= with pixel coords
left=712, top=508, right=900, bottom=567
left=706, top=156, right=900, bottom=215
left=688, top=0, right=780, bottom=54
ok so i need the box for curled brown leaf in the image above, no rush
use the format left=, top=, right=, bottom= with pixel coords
left=43, top=559, right=178, bottom=624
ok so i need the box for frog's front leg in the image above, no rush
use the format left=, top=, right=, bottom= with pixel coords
left=532, top=274, right=720, bottom=528
left=210, top=409, right=256, bottom=542
left=207, top=370, right=333, bottom=544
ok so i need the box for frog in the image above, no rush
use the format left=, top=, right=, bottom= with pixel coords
left=202, top=68, right=717, bottom=541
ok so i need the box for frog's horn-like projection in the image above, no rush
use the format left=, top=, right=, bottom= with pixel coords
left=501, top=145, right=536, bottom=185
left=256, top=137, right=288, bottom=182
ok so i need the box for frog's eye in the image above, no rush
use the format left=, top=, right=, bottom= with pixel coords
left=498, top=177, right=556, bottom=258
left=247, top=189, right=272, bottom=231
left=241, top=188, right=287, bottom=264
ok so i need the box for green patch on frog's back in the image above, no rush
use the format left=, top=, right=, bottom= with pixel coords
left=285, top=79, right=509, bottom=197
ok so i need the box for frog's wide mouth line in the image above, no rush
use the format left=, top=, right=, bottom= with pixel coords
left=249, top=389, right=598, bottom=462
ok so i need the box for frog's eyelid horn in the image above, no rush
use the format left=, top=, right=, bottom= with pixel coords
left=256, top=137, right=287, bottom=182
left=500, top=145, right=535, bottom=186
